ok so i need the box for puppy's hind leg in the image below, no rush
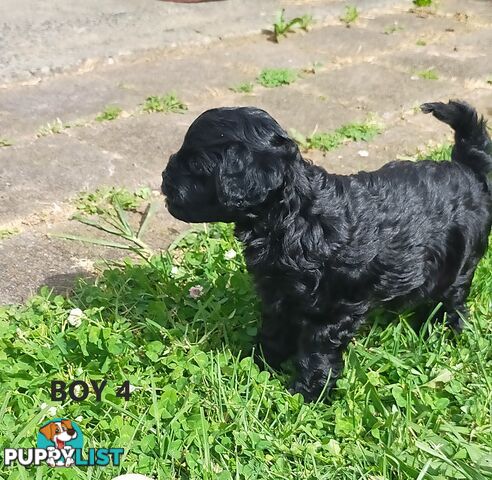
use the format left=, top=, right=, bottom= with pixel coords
left=439, top=260, right=479, bottom=332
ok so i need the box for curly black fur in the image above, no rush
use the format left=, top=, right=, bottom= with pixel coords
left=162, top=100, right=492, bottom=401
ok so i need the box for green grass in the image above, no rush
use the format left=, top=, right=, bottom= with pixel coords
left=37, top=118, right=65, bottom=137
left=340, top=5, right=359, bottom=26
left=416, top=39, right=427, bottom=46
left=384, top=23, right=403, bottom=35
left=1, top=219, right=491, bottom=479
left=413, top=0, right=433, bottom=6
left=415, top=68, right=439, bottom=80
left=95, top=105, right=123, bottom=122
left=417, top=143, right=452, bottom=161
left=0, top=227, right=19, bottom=240
left=0, top=138, right=13, bottom=147
left=142, top=94, right=188, bottom=114
left=292, top=121, right=382, bottom=152
left=257, top=68, right=298, bottom=88
left=229, top=82, right=254, bottom=94
left=272, top=9, right=313, bottom=42
left=75, top=187, right=152, bottom=215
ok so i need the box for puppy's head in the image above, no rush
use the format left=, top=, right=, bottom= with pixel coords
left=161, top=107, right=300, bottom=222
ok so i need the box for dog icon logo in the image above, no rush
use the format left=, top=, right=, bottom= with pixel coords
left=37, top=418, right=83, bottom=467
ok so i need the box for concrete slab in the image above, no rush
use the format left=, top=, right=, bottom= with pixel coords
left=0, top=0, right=406, bottom=86
left=0, top=134, right=144, bottom=224
left=377, top=47, right=492, bottom=82
left=0, top=201, right=187, bottom=304
left=303, top=62, right=464, bottom=114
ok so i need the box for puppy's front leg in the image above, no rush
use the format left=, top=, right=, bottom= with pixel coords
left=256, top=311, right=299, bottom=370
left=291, top=315, right=362, bottom=401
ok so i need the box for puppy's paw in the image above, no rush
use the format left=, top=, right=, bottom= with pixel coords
left=445, top=311, right=465, bottom=333
left=288, top=380, right=319, bottom=402
left=253, top=343, right=287, bottom=371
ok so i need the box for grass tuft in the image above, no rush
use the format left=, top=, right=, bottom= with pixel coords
left=75, top=187, right=152, bottom=215
left=272, top=9, right=313, bottom=42
left=229, top=82, right=254, bottom=94
left=95, top=105, right=123, bottom=122
left=142, top=94, right=187, bottom=114
left=0, top=228, right=19, bottom=240
left=415, top=68, right=439, bottom=80
left=0, top=138, right=13, bottom=147
left=384, top=23, right=403, bottom=35
left=257, top=68, right=298, bottom=88
left=292, top=121, right=382, bottom=152
left=416, top=143, right=452, bottom=161
left=413, top=0, right=433, bottom=6
left=340, top=5, right=359, bottom=26
left=37, top=118, right=65, bottom=137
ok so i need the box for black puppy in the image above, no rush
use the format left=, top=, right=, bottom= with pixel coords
left=162, top=100, right=492, bottom=401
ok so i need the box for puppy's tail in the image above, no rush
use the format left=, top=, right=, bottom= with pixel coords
left=421, top=100, right=492, bottom=178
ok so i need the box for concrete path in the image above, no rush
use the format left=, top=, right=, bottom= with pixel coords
left=1, top=0, right=491, bottom=303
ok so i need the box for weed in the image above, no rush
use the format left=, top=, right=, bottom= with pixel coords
left=303, top=61, right=323, bottom=75
left=0, top=228, right=19, bottom=240
left=56, top=187, right=155, bottom=260
left=95, top=105, right=122, bottom=122
left=272, top=9, right=313, bottom=42
left=229, top=82, right=254, bottom=94
left=0, top=139, right=13, bottom=147
left=292, top=120, right=382, bottom=152
left=337, top=122, right=381, bottom=142
left=413, top=0, right=432, bottom=6
left=384, top=23, right=403, bottom=34
left=75, top=187, right=151, bottom=215
left=415, top=68, right=439, bottom=80
left=37, top=118, right=65, bottom=137
left=340, top=5, right=359, bottom=26
left=257, top=68, right=298, bottom=88
left=416, top=39, right=427, bottom=46
left=142, top=94, right=187, bottom=114
left=416, top=143, right=452, bottom=161
left=487, top=77, right=492, bottom=85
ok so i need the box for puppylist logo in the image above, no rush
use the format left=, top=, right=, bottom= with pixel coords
left=3, top=418, right=124, bottom=468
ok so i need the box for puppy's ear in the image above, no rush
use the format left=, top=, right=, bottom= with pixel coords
left=217, top=143, right=285, bottom=209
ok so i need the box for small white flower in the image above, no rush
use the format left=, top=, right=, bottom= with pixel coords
left=170, top=266, right=179, bottom=276
left=41, top=403, right=57, bottom=416
left=189, top=285, right=204, bottom=299
left=358, top=150, right=369, bottom=157
left=67, top=308, right=84, bottom=327
left=75, top=416, right=83, bottom=422
left=224, top=249, right=237, bottom=260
